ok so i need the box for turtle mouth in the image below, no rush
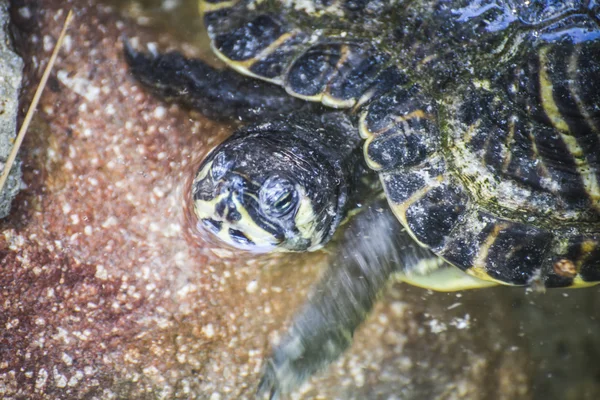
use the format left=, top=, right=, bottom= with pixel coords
left=194, top=184, right=286, bottom=252
left=201, top=216, right=284, bottom=252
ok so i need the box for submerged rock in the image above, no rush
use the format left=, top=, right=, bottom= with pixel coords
left=0, top=0, right=24, bottom=219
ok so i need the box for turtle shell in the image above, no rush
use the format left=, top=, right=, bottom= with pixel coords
left=201, top=0, right=600, bottom=288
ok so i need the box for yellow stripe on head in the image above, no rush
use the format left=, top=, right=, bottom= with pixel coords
left=293, top=185, right=325, bottom=251
left=199, top=0, right=240, bottom=15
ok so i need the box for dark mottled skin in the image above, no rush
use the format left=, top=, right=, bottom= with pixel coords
left=124, top=44, right=314, bottom=122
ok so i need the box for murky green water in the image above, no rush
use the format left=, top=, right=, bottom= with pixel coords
left=105, top=0, right=214, bottom=58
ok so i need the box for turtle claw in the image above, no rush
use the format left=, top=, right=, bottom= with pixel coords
left=255, top=353, right=300, bottom=400
left=256, top=361, right=281, bottom=400
left=256, top=335, right=313, bottom=400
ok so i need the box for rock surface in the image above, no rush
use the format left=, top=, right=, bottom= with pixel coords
left=1, top=1, right=599, bottom=399
left=0, top=0, right=23, bottom=219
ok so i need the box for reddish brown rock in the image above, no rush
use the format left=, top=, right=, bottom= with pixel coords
left=1, top=1, right=599, bottom=399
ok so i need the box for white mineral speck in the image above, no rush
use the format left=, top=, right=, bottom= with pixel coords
left=95, top=265, right=108, bottom=280
left=68, top=371, right=84, bottom=387
left=152, top=187, right=165, bottom=198
left=149, top=222, right=160, bottom=232
left=62, top=352, right=73, bottom=366
left=5, top=318, right=18, bottom=329
left=428, top=318, right=447, bottom=334
left=35, top=368, right=48, bottom=389
left=62, top=35, right=73, bottom=53
left=450, top=314, right=471, bottom=330
left=84, top=226, right=93, bottom=236
left=62, top=203, right=72, bottom=214
left=43, top=105, right=54, bottom=115
left=246, top=280, right=259, bottom=294
left=390, top=301, right=408, bottom=317
left=54, top=368, right=67, bottom=388
left=56, top=70, right=101, bottom=102
left=43, top=35, right=55, bottom=52
left=202, top=324, right=215, bottom=339
left=101, top=216, right=118, bottom=228
left=162, top=0, right=180, bottom=10
left=153, top=106, right=167, bottom=119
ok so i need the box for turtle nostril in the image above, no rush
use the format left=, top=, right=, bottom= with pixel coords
left=229, top=175, right=245, bottom=191
left=227, top=208, right=242, bottom=222
left=215, top=180, right=227, bottom=194
left=217, top=175, right=245, bottom=195
left=215, top=201, right=226, bottom=217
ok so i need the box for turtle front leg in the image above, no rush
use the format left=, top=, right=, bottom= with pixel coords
left=258, top=201, right=440, bottom=398
left=124, top=42, right=315, bottom=122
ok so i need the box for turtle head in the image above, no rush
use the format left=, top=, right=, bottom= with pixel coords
left=192, top=127, right=348, bottom=252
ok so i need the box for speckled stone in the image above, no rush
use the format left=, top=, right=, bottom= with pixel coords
left=0, top=0, right=24, bottom=219
left=1, top=1, right=600, bottom=400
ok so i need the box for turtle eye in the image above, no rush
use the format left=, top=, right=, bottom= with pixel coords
left=260, top=176, right=298, bottom=217
left=210, top=152, right=234, bottom=181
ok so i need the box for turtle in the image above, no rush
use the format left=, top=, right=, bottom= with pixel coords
left=125, top=0, right=600, bottom=397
